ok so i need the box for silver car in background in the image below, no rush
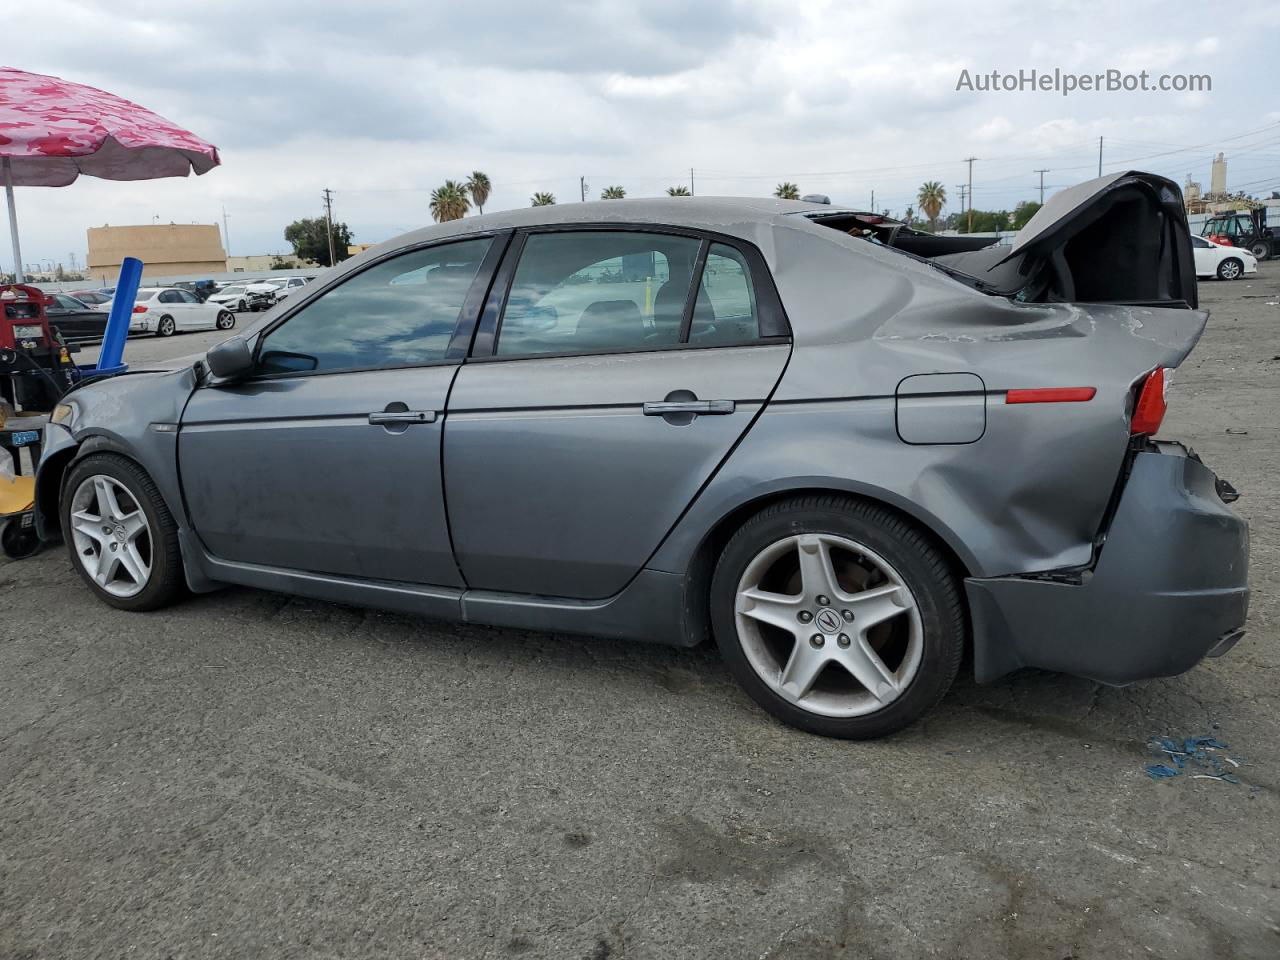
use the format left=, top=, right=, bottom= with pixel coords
left=36, top=171, right=1248, bottom=738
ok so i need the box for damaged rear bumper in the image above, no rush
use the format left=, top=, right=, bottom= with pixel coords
left=966, top=443, right=1249, bottom=685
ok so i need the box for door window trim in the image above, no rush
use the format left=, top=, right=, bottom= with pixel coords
left=468, top=222, right=792, bottom=363
left=233, top=230, right=512, bottom=383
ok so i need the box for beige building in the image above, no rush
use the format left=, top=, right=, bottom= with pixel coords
left=86, top=223, right=227, bottom=284
left=227, top=253, right=315, bottom=273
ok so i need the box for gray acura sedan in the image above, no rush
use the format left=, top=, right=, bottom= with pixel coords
left=36, top=171, right=1249, bottom=738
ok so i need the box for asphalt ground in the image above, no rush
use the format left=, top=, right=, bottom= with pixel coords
left=3, top=265, right=1278, bottom=959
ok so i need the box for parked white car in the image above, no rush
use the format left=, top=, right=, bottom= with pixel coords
left=1191, top=235, right=1258, bottom=281
left=247, top=276, right=310, bottom=301
left=129, top=287, right=237, bottom=337
left=206, top=284, right=267, bottom=313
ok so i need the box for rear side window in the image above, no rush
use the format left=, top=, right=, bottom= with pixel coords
left=257, top=237, right=492, bottom=374
left=496, top=231, right=700, bottom=357
left=688, top=243, right=759, bottom=344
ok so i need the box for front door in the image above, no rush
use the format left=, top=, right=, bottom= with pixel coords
left=444, top=229, right=791, bottom=600
left=179, top=235, right=499, bottom=584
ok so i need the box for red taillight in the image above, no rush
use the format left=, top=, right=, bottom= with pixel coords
left=132, top=304, right=147, bottom=313
left=1005, top=387, right=1096, bottom=404
left=1131, top=367, right=1169, bottom=436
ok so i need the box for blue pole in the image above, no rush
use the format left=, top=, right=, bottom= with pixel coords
left=97, top=256, right=142, bottom=372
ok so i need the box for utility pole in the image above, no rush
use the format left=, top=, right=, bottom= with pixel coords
left=322, top=188, right=336, bottom=267
left=580, top=176, right=587, bottom=202
left=690, top=167, right=695, bottom=197
left=1097, top=136, right=1103, bottom=177
left=963, top=157, right=977, bottom=233
left=1034, top=169, right=1049, bottom=205
left=222, top=203, right=231, bottom=257
left=870, top=189, right=875, bottom=211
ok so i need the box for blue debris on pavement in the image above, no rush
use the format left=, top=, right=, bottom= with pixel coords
left=1144, top=735, right=1245, bottom=784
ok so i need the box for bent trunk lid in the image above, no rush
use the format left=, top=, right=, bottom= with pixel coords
left=935, top=171, right=1199, bottom=308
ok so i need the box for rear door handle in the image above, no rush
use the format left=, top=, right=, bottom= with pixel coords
left=368, top=410, right=436, bottom=425
left=642, top=400, right=735, bottom=416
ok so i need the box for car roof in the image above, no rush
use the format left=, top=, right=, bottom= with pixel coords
left=377, top=196, right=833, bottom=251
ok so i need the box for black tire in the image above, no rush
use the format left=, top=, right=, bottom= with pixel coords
left=1216, top=258, right=1243, bottom=281
left=157, top=314, right=176, bottom=337
left=1, top=519, right=42, bottom=559
left=1248, top=241, right=1268, bottom=261
left=216, top=311, right=235, bottom=330
left=710, top=495, right=965, bottom=739
left=60, top=453, right=185, bottom=612
left=237, top=299, right=247, bottom=312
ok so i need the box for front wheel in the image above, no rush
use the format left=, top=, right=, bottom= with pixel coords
left=1217, top=258, right=1243, bottom=280
left=60, top=453, right=185, bottom=611
left=1248, top=241, right=1269, bottom=261
left=711, top=496, right=965, bottom=739
left=216, top=311, right=235, bottom=330
left=156, top=314, right=176, bottom=336
left=237, top=299, right=247, bottom=312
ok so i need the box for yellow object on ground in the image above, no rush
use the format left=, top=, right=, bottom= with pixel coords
left=0, top=475, right=35, bottom=516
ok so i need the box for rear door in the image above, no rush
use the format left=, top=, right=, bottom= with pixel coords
left=443, top=228, right=790, bottom=600
left=180, top=235, right=502, bottom=584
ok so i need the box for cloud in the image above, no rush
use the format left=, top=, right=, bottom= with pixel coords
left=4, top=0, right=1278, bottom=266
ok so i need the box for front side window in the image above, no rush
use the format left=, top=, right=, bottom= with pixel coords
left=688, top=243, right=759, bottom=344
left=1190, top=236, right=1209, bottom=248
left=257, top=237, right=493, bottom=374
left=496, top=231, right=701, bottom=357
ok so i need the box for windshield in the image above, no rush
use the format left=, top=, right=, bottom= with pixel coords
left=219, top=286, right=246, bottom=295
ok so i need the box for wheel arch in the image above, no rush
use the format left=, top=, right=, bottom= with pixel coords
left=37, top=435, right=167, bottom=538
left=676, top=481, right=977, bottom=648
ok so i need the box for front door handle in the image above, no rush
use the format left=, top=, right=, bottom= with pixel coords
left=368, top=409, right=436, bottom=425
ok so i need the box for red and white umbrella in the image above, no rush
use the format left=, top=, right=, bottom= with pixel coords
left=0, top=66, right=220, bottom=281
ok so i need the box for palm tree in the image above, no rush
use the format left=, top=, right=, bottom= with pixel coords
left=903, top=205, right=915, bottom=227
left=430, top=180, right=471, bottom=222
left=530, top=191, right=556, bottom=206
left=774, top=182, right=800, bottom=200
left=600, top=185, right=626, bottom=199
left=666, top=185, right=691, bottom=196
left=467, top=171, right=492, bottom=214
left=916, top=182, right=947, bottom=231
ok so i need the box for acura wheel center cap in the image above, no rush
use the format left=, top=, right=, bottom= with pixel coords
left=815, top=608, right=842, bottom=634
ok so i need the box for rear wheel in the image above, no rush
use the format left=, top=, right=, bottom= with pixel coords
left=60, top=453, right=185, bottom=611
left=1217, top=257, right=1243, bottom=280
left=711, top=496, right=965, bottom=739
left=216, top=311, right=235, bottom=330
left=156, top=314, right=176, bottom=336
left=1248, top=241, right=1269, bottom=261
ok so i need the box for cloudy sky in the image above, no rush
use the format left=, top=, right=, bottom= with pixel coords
left=6, top=0, right=1280, bottom=270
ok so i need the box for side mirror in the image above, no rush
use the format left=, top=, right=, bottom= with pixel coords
left=205, top=335, right=255, bottom=380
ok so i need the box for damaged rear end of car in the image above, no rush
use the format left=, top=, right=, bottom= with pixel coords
left=786, top=171, right=1248, bottom=688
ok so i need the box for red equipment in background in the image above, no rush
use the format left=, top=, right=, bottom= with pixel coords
left=0, top=284, right=76, bottom=410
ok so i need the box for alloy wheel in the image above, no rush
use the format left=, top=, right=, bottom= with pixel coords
left=217, top=311, right=234, bottom=329
left=1220, top=260, right=1241, bottom=280
left=734, top=533, right=923, bottom=718
left=68, top=474, right=153, bottom=598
